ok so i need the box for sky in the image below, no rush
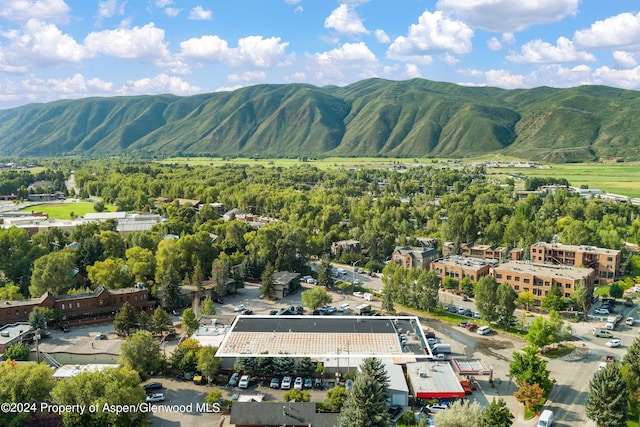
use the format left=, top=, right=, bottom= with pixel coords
left=1, top=0, right=640, bottom=109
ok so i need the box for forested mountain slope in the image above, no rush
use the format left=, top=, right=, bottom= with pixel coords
left=1, top=78, right=639, bottom=162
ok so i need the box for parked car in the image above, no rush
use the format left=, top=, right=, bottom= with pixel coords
left=214, top=298, right=224, bottom=304
left=464, top=309, right=473, bottom=317
left=465, top=323, right=478, bottom=331
left=94, top=332, right=107, bottom=340
left=387, top=406, right=403, bottom=419
left=459, top=321, right=469, bottom=328
left=448, top=306, right=457, bottom=313
left=304, top=377, right=313, bottom=389
left=270, top=377, right=280, bottom=389
left=314, top=378, right=323, bottom=389
left=238, top=375, right=250, bottom=388
left=269, top=309, right=278, bottom=315
left=143, top=382, right=163, bottom=392
left=606, top=339, right=621, bottom=348
left=473, top=312, right=481, bottom=319
left=281, top=376, right=292, bottom=390
left=60, top=324, right=70, bottom=333
left=460, top=380, right=473, bottom=395
left=228, top=373, right=239, bottom=387
left=146, top=393, right=165, bottom=402
left=353, top=292, right=364, bottom=298
left=307, top=278, right=318, bottom=284
left=294, top=377, right=303, bottom=390
left=242, top=309, right=254, bottom=315
left=425, top=403, right=449, bottom=412
left=338, top=303, right=350, bottom=312
left=626, top=317, right=635, bottom=326
left=594, top=308, right=610, bottom=315
left=477, top=326, right=492, bottom=335
left=234, top=304, right=246, bottom=312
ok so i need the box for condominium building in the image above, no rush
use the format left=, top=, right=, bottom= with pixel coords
left=392, top=246, right=440, bottom=270
left=530, top=242, right=620, bottom=283
left=430, top=256, right=495, bottom=283
left=492, top=261, right=595, bottom=305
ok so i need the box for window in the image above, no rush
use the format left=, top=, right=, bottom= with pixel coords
left=15, top=310, right=19, bottom=316
left=514, top=286, right=520, bottom=291
left=496, top=273, right=502, bottom=279
left=523, top=278, right=530, bottom=284
left=607, top=257, right=612, bottom=261
left=515, top=277, right=520, bottom=281
left=565, top=293, right=571, bottom=298
left=61, top=304, right=65, bottom=310
left=77, top=302, right=80, bottom=308
left=565, top=283, right=571, bottom=288
left=23, top=309, right=27, bottom=315
left=506, top=275, right=512, bottom=280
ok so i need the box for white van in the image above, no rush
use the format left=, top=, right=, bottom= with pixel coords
left=593, top=328, right=613, bottom=338
left=477, top=326, right=491, bottom=335
left=537, top=409, right=554, bottom=426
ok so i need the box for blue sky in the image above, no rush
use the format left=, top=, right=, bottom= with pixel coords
left=1, top=0, right=640, bottom=109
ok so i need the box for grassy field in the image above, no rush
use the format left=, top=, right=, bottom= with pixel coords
left=488, top=162, right=640, bottom=198
left=20, top=202, right=114, bottom=219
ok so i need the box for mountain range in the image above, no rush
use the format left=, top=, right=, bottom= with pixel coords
left=1, top=78, right=639, bottom=162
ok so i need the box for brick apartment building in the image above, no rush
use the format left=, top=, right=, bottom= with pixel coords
left=392, top=246, right=440, bottom=270
left=492, top=261, right=595, bottom=305
left=442, top=242, right=517, bottom=261
left=530, top=242, right=620, bottom=283
left=430, top=256, right=495, bottom=283
left=0, top=286, right=155, bottom=328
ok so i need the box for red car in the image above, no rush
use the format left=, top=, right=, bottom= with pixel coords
left=465, top=323, right=478, bottom=331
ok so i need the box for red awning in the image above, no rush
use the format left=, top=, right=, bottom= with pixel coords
left=416, top=391, right=465, bottom=399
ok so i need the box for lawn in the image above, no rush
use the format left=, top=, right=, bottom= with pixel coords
left=20, top=202, right=114, bottom=219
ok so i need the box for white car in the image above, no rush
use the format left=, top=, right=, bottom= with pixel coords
left=606, top=339, right=621, bottom=348
left=238, top=375, right=250, bottom=388
left=594, top=308, right=610, bottom=315
left=294, top=377, right=303, bottom=390
left=146, top=393, right=165, bottom=402
left=625, top=317, right=634, bottom=326
left=353, top=292, right=364, bottom=298
left=338, top=304, right=350, bottom=312
left=281, top=376, right=292, bottom=390
left=233, top=304, right=246, bottom=312
left=307, top=278, right=318, bottom=284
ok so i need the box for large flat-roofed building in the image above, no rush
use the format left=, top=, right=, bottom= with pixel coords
left=530, top=242, right=620, bottom=283
left=407, top=361, right=466, bottom=400
left=491, top=261, right=595, bottom=304
left=430, top=256, right=495, bottom=283
left=216, top=315, right=427, bottom=359
left=459, top=243, right=513, bottom=261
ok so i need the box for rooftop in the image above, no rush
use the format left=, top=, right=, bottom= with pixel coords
left=406, top=361, right=465, bottom=400
left=432, top=255, right=497, bottom=269
left=494, top=261, right=594, bottom=280
left=532, top=241, right=620, bottom=255
left=53, top=364, right=120, bottom=379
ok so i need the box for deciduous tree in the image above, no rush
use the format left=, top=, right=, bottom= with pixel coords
left=513, top=382, right=544, bottom=412
left=301, top=286, right=332, bottom=310
left=197, top=346, right=221, bottom=382
left=182, top=308, right=199, bottom=336
left=119, top=331, right=165, bottom=380
left=433, top=400, right=484, bottom=427
left=481, top=398, right=514, bottom=427
left=0, top=361, right=55, bottom=427
left=29, top=249, right=77, bottom=297
left=475, top=276, right=499, bottom=322
left=509, top=346, right=552, bottom=393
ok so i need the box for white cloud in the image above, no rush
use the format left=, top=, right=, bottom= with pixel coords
left=324, top=4, right=369, bottom=35
left=284, top=0, right=301, bottom=4
left=180, top=35, right=289, bottom=68
left=188, top=6, right=213, bottom=21
left=164, top=8, right=181, bottom=17
left=0, top=19, right=86, bottom=71
left=507, top=37, right=596, bottom=64
left=592, top=66, right=640, bottom=89
left=84, top=23, right=173, bottom=64
left=155, top=0, right=173, bottom=7
left=436, top=0, right=579, bottom=32
left=387, top=11, right=473, bottom=63
left=120, top=73, right=200, bottom=95
left=309, top=42, right=378, bottom=82
left=0, top=0, right=70, bottom=24
left=487, top=37, right=502, bottom=51
left=573, top=12, right=640, bottom=50
left=502, top=33, right=515, bottom=44
left=459, top=68, right=526, bottom=88
left=612, top=51, right=637, bottom=69
left=404, top=63, right=421, bottom=78
left=97, top=0, right=125, bottom=21
left=284, top=71, right=306, bottom=82
left=374, top=29, right=390, bottom=43
left=227, top=71, right=267, bottom=83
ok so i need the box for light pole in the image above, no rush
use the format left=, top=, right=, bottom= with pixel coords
left=35, top=328, right=41, bottom=363
left=336, top=348, right=341, bottom=385
left=352, top=260, right=362, bottom=287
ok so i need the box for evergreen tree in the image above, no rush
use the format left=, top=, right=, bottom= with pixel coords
left=201, top=296, right=216, bottom=315
left=160, top=263, right=182, bottom=311
left=317, top=255, right=334, bottom=288
left=260, top=262, right=276, bottom=299
left=481, top=398, right=514, bottom=427
left=151, top=307, right=172, bottom=336
left=381, top=282, right=394, bottom=313
left=181, top=308, right=199, bottom=336
left=586, top=362, right=628, bottom=427
left=417, top=269, right=439, bottom=312
left=114, top=301, right=138, bottom=336
left=359, top=358, right=390, bottom=391
left=541, top=285, right=565, bottom=312
left=496, top=282, right=517, bottom=328
left=337, top=375, right=387, bottom=427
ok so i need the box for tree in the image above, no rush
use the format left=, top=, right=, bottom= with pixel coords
left=4, top=342, right=30, bottom=361
left=182, top=307, right=199, bottom=336
left=260, top=262, right=276, bottom=299
left=496, top=282, right=517, bottom=328
left=608, top=282, right=624, bottom=299
left=211, top=257, right=230, bottom=297
left=359, top=357, right=390, bottom=391
left=205, top=390, right=223, bottom=405
left=337, top=375, right=388, bottom=427
left=416, top=269, right=439, bottom=312
left=197, top=346, right=222, bottom=382
left=201, top=296, right=216, bottom=315
left=301, top=286, right=332, bottom=310
left=381, top=282, right=395, bottom=313
left=570, top=280, right=589, bottom=315
left=0, top=283, right=23, bottom=300
left=513, top=382, right=545, bottom=412
left=114, top=301, right=138, bottom=336
left=138, top=310, right=151, bottom=331
left=517, top=290, right=534, bottom=311
left=171, top=338, right=201, bottom=374
left=317, top=255, right=334, bottom=288
left=125, top=246, right=156, bottom=284
left=325, top=385, right=348, bottom=411
left=0, top=361, right=56, bottom=427
left=296, top=357, right=315, bottom=375
left=160, top=262, right=183, bottom=311
left=509, top=346, right=553, bottom=392
left=433, top=400, right=485, bottom=427
left=481, top=398, right=514, bottom=427
left=28, top=307, right=48, bottom=336
left=87, top=257, right=133, bottom=289
left=475, top=276, right=499, bottom=322
left=151, top=307, right=173, bottom=336
left=51, top=366, right=148, bottom=427
left=586, top=362, right=628, bottom=427
left=119, top=331, right=165, bottom=380
left=525, top=316, right=556, bottom=350
left=29, top=249, right=76, bottom=297
left=540, top=285, right=564, bottom=312
left=283, top=389, right=311, bottom=402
